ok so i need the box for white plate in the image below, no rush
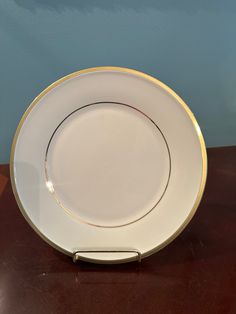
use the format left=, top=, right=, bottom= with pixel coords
left=10, top=67, right=207, bottom=263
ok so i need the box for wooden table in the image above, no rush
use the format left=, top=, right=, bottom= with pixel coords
left=0, top=147, right=236, bottom=314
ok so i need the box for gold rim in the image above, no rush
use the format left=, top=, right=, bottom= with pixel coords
left=10, top=66, right=207, bottom=264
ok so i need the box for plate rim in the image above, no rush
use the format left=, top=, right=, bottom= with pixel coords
left=10, top=66, right=208, bottom=264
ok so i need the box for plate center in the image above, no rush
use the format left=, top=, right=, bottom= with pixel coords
left=45, top=102, right=170, bottom=227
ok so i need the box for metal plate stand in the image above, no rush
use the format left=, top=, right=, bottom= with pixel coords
left=72, top=249, right=142, bottom=263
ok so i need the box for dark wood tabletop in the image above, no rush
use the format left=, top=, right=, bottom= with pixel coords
left=0, top=146, right=236, bottom=314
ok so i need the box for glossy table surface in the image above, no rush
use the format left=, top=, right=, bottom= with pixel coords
left=0, top=147, right=236, bottom=314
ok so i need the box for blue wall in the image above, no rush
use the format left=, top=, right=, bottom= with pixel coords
left=1, top=0, right=236, bottom=163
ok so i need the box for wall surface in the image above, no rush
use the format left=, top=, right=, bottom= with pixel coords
left=0, top=0, right=236, bottom=163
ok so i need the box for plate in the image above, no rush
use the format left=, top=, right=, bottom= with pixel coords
left=10, top=67, right=207, bottom=263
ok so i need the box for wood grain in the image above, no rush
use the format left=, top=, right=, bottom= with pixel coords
left=0, top=147, right=236, bottom=314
